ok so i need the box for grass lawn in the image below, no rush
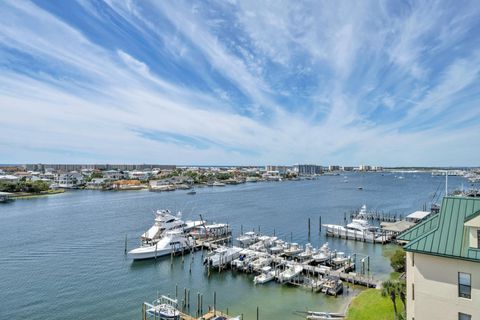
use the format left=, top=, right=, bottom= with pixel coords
left=346, top=289, right=403, bottom=320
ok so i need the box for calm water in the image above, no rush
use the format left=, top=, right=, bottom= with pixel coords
left=0, top=172, right=464, bottom=319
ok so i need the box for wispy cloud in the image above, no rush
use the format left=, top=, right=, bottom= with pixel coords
left=0, top=0, right=479, bottom=166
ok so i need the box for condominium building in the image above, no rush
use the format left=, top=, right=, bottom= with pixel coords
left=398, top=196, right=480, bottom=320
left=295, top=164, right=323, bottom=175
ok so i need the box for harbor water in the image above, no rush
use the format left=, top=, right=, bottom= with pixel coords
left=0, top=172, right=465, bottom=319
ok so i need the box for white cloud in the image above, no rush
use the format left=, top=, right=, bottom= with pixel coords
left=0, top=0, right=479, bottom=166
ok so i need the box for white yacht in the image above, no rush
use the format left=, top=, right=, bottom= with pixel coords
left=254, top=266, right=275, bottom=284
left=312, top=243, right=331, bottom=263
left=236, top=231, right=258, bottom=247
left=277, top=264, right=303, bottom=283
left=322, top=205, right=385, bottom=242
left=141, top=209, right=186, bottom=243
left=129, top=231, right=194, bottom=260
left=144, top=296, right=180, bottom=320
left=204, top=246, right=242, bottom=268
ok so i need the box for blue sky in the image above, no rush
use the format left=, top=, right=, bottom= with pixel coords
left=1, top=0, right=480, bottom=166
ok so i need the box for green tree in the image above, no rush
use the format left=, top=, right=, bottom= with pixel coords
left=390, top=249, right=406, bottom=272
left=381, top=280, right=398, bottom=318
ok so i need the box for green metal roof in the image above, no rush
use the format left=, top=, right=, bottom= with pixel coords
left=397, top=214, right=439, bottom=242
left=403, top=196, right=480, bottom=262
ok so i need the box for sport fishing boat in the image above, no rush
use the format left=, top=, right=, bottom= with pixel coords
left=312, top=243, right=331, bottom=263
left=297, top=243, right=315, bottom=260
left=203, top=246, right=242, bottom=268
left=129, top=231, right=194, bottom=260
left=277, top=264, right=303, bottom=283
left=253, top=266, right=276, bottom=284
left=283, top=243, right=303, bottom=257
left=144, top=295, right=180, bottom=320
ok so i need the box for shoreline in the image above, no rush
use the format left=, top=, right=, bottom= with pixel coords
left=10, top=189, right=65, bottom=199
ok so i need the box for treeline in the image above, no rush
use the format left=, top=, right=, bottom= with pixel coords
left=0, top=180, right=51, bottom=193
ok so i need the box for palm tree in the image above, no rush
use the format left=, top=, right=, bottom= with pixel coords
left=381, top=280, right=398, bottom=318
left=396, top=281, right=406, bottom=311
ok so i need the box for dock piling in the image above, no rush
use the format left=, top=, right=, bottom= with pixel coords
left=213, top=291, right=217, bottom=316
left=308, top=217, right=311, bottom=239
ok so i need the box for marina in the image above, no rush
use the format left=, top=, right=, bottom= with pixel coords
left=0, top=173, right=467, bottom=319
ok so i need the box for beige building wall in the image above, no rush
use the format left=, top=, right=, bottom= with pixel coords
left=406, top=252, right=480, bottom=320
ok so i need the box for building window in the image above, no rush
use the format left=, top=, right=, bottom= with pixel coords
left=459, top=313, right=471, bottom=320
left=412, top=253, right=415, bottom=266
left=412, top=283, right=414, bottom=300
left=458, top=272, right=471, bottom=299
left=477, top=230, right=480, bottom=249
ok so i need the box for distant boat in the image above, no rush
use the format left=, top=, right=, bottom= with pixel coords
left=186, top=189, right=196, bottom=195
left=357, top=186, right=363, bottom=190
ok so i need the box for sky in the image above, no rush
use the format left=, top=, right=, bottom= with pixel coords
left=1, top=0, right=480, bottom=166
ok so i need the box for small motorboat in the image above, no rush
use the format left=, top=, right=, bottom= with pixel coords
left=236, top=231, right=258, bottom=247
left=186, top=190, right=196, bottom=195
left=145, top=296, right=180, bottom=320
left=269, top=239, right=285, bottom=254
left=331, top=252, right=349, bottom=266
left=254, top=266, right=276, bottom=284
left=283, top=243, right=303, bottom=257
left=277, top=264, right=303, bottom=283
left=321, top=276, right=344, bottom=296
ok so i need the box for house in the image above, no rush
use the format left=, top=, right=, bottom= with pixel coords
left=54, top=172, right=84, bottom=188
left=398, top=196, right=480, bottom=320
left=103, top=170, right=124, bottom=181
left=0, top=175, right=20, bottom=184
left=86, top=178, right=107, bottom=189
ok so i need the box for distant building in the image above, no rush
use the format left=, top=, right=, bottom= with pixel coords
left=24, top=164, right=176, bottom=172
left=265, top=165, right=290, bottom=174
left=295, top=164, right=323, bottom=175
left=328, top=165, right=341, bottom=171
left=358, top=165, right=372, bottom=171
left=398, top=196, right=480, bottom=320
left=342, top=166, right=355, bottom=171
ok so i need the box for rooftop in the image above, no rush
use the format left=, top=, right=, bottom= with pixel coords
left=399, top=196, right=480, bottom=262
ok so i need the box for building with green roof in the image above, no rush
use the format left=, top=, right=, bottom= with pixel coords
left=401, top=196, right=480, bottom=320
